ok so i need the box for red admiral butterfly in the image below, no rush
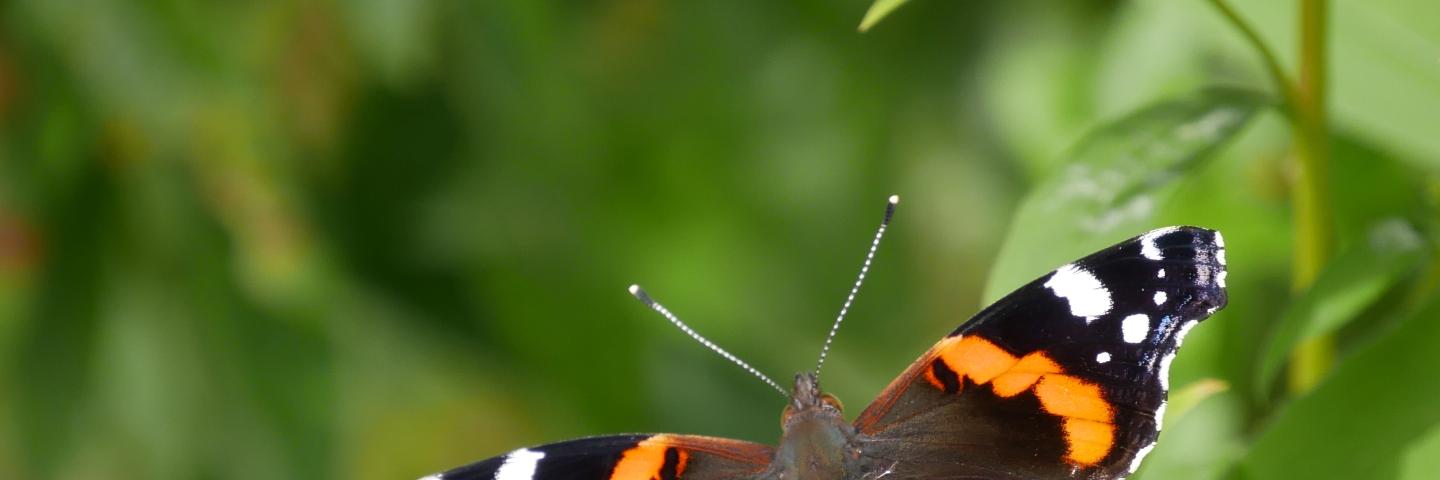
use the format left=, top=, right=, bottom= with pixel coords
left=424, top=196, right=1228, bottom=480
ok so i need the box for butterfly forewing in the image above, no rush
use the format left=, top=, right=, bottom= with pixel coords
left=427, top=434, right=774, bottom=480
left=853, top=226, right=1227, bottom=479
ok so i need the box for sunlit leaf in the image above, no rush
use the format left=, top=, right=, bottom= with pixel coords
left=1227, top=0, right=1440, bottom=169
left=1131, top=390, right=1246, bottom=480
left=1238, top=294, right=1440, bottom=479
left=1401, top=423, right=1440, bottom=480
left=859, top=0, right=911, bottom=32
left=1255, top=220, right=1426, bottom=393
left=1166, top=378, right=1230, bottom=425
left=1331, top=0, right=1440, bottom=168
left=983, top=87, right=1268, bottom=302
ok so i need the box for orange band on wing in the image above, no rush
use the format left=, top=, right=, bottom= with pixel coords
left=927, top=335, right=1116, bottom=466
left=1061, top=418, right=1116, bottom=466
left=610, top=435, right=690, bottom=480
left=993, top=351, right=1063, bottom=397
left=1034, top=374, right=1113, bottom=423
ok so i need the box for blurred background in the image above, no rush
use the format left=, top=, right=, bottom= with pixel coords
left=1, top=0, right=1437, bottom=479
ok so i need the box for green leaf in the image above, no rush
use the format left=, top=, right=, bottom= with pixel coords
left=1166, top=379, right=1230, bottom=426
left=858, top=0, right=911, bottom=32
left=1401, top=424, right=1440, bottom=480
left=1225, top=0, right=1440, bottom=169
left=1255, top=220, right=1426, bottom=392
left=1131, top=390, right=1246, bottom=480
left=982, top=87, right=1267, bottom=302
left=1238, top=293, right=1440, bottom=479
left=1331, top=0, right=1440, bottom=168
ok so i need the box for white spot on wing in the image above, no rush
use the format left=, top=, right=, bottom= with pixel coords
left=418, top=475, right=442, bottom=480
left=1122, top=314, right=1150, bottom=344
left=1214, top=230, right=1225, bottom=248
left=496, top=448, right=545, bottom=480
left=1154, top=401, right=1167, bottom=431
left=1217, top=248, right=1227, bottom=266
left=1217, top=269, right=1228, bottom=288
left=1157, top=269, right=1166, bottom=278
left=1096, top=352, right=1111, bottom=364
left=1043, top=264, right=1112, bottom=323
left=1141, top=241, right=1162, bottom=260
left=1140, top=227, right=1179, bottom=260
left=1153, top=291, right=1167, bottom=305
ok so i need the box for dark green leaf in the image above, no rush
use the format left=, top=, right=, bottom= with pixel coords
left=1255, top=220, right=1426, bottom=392
left=1238, top=293, right=1440, bottom=479
left=983, top=87, right=1268, bottom=302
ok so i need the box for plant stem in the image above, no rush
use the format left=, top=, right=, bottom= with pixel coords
left=1207, top=0, right=1299, bottom=114
left=1287, top=0, right=1335, bottom=394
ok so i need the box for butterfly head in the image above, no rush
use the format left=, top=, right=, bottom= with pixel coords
left=784, top=373, right=843, bottom=421
left=771, top=373, right=861, bottom=478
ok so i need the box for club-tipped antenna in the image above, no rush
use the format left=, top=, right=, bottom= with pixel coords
left=814, top=194, right=898, bottom=381
left=628, top=284, right=788, bottom=396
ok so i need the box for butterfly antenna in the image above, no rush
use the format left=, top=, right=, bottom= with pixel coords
left=814, top=194, right=898, bottom=381
left=628, top=285, right=788, bottom=396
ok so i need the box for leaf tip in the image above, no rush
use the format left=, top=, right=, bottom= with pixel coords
left=858, top=0, right=909, bottom=33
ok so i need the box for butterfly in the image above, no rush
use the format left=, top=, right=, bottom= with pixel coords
left=423, top=196, right=1228, bottom=480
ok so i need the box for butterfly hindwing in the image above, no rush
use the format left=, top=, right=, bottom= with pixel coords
left=428, top=434, right=774, bottom=480
left=853, top=226, right=1227, bottom=479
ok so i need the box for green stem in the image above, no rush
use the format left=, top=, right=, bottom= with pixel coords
left=1207, top=0, right=1300, bottom=114
left=1287, top=0, right=1335, bottom=394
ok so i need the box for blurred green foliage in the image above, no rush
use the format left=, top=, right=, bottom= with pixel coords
left=0, top=1, right=1437, bottom=479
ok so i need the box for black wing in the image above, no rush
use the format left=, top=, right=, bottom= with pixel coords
left=853, top=226, right=1227, bottom=479
left=424, top=434, right=774, bottom=480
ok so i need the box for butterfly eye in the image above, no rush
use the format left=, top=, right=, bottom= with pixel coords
left=821, top=393, right=844, bottom=412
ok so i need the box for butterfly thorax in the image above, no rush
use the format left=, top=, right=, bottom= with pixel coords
left=763, top=373, right=863, bottom=480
